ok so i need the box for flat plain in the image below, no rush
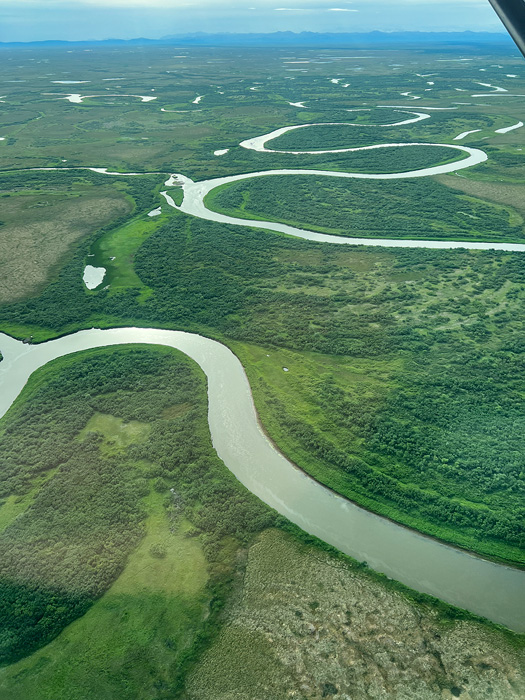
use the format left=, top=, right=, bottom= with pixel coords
left=0, top=41, right=524, bottom=698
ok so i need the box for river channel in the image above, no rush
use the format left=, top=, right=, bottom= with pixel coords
left=0, top=328, right=524, bottom=632
left=167, top=122, right=525, bottom=253
left=3, top=112, right=525, bottom=632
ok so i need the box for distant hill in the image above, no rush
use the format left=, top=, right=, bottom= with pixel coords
left=0, top=31, right=515, bottom=51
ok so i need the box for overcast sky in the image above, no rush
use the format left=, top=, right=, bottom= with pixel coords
left=0, top=0, right=505, bottom=43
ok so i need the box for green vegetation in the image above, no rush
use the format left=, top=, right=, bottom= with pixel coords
left=0, top=345, right=274, bottom=669
left=89, top=212, right=171, bottom=296
left=0, top=346, right=522, bottom=697
left=265, top=113, right=500, bottom=152
left=205, top=174, right=525, bottom=242
left=1, top=42, right=525, bottom=697
left=78, top=412, right=151, bottom=452
left=437, top=174, right=525, bottom=219
left=1, top=211, right=524, bottom=563
left=0, top=171, right=132, bottom=303
left=264, top=139, right=465, bottom=172
left=0, top=169, right=164, bottom=303
left=0, top=499, right=209, bottom=700
left=267, top=122, right=433, bottom=151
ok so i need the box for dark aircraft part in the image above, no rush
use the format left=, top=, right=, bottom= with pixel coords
left=488, top=0, right=525, bottom=57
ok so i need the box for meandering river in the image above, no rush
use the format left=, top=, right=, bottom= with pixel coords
left=163, top=123, right=525, bottom=252
left=2, top=110, right=524, bottom=631
left=0, top=328, right=524, bottom=632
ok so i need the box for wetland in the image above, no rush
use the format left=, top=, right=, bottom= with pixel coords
left=0, top=41, right=524, bottom=698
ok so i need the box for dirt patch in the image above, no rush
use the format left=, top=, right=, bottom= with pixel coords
left=0, top=191, right=131, bottom=304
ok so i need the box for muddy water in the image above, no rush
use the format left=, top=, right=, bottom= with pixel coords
left=0, top=328, right=523, bottom=632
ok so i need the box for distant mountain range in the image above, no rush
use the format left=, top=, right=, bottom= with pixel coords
left=0, top=31, right=515, bottom=50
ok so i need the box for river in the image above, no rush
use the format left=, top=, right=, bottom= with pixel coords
left=2, top=110, right=525, bottom=632
left=0, top=328, right=523, bottom=632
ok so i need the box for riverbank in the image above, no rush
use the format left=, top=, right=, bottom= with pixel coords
left=1, top=328, right=524, bottom=631
left=0, top=344, right=522, bottom=700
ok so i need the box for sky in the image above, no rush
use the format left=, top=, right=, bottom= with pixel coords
left=0, top=0, right=506, bottom=43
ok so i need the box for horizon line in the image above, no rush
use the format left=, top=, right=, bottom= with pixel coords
left=0, top=29, right=511, bottom=47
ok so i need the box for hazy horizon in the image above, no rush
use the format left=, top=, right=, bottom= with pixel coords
left=0, top=0, right=506, bottom=43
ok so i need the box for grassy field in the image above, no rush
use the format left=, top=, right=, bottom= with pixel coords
left=437, top=173, right=525, bottom=220
left=89, top=210, right=172, bottom=297
left=187, top=528, right=525, bottom=700
left=0, top=168, right=166, bottom=304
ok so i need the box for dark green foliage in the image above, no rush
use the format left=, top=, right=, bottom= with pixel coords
left=269, top=124, right=395, bottom=150
left=206, top=175, right=524, bottom=242
left=135, top=219, right=525, bottom=558
left=265, top=132, right=462, bottom=172
left=134, top=218, right=410, bottom=356
left=277, top=380, right=525, bottom=553
left=149, top=543, right=167, bottom=558
left=0, top=346, right=274, bottom=665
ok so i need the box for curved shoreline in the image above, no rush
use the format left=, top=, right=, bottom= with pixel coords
left=165, top=153, right=525, bottom=253
left=239, top=114, right=433, bottom=153
left=0, top=327, right=523, bottom=632
left=174, top=126, right=491, bottom=255
left=3, top=111, right=525, bottom=633
left=159, top=134, right=525, bottom=252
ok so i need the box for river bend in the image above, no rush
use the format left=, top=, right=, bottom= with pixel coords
left=2, top=110, right=525, bottom=632
left=0, top=328, right=523, bottom=632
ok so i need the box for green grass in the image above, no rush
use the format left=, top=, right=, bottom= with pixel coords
left=0, top=494, right=33, bottom=535
left=0, top=322, right=54, bottom=342
left=90, top=211, right=172, bottom=297
left=78, top=412, right=151, bottom=454
left=0, top=491, right=209, bottom=700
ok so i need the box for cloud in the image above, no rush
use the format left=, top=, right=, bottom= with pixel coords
left=274, top=5, right=358, bottom=11
left=0, top=0, right=505, bottom=41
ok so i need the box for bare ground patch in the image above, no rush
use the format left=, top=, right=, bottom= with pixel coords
left=0, top=190, right=132, bottom=303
